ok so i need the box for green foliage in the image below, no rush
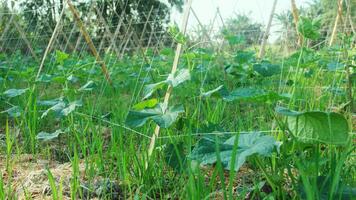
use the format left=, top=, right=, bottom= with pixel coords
left=164, top=142, right=187, bottom=172
left=41, top=100, right=82, bottom=119
left=276, top=107, right=350, bottom=145
left=3, top=88, right=28, bottom=98
left=253, top=61, right=281, bottom=77
left=1, top=106, right=22, bottom=117
left=222, top=14, right=263, bottom=47
left=78, top=81, right=96, bottom=92
left=143, top=68, right=190, bottom=99
left=168, top=25, right=187, bottom=44
left=37, top=129, right=64, bottom=142
left=132, top=99, right=159, bottom=110
left=297, top=16, right=321, bottom=40
left=189, top=132, right=280, bottom=171
left=125, top=103, right=184, bottom=128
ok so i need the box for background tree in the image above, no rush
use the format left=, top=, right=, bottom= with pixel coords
left=14, top=0, right=184, bottom=51
left=221, top=13, right=264, bottom=49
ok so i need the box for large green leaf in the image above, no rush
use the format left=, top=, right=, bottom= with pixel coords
left=199, top=86, right=289, bottom=103
left=189, top=132, right=280, bottom=171
left=143, top=68, right=190, bottom=99
left=166, top=68, right=191, bottom=87
left=1, top=106, right=22, bottom=117
left=132, top=98, right=159, bottom=110
left=78, top=81, right=96, bottom=91
left=3, top=88, right=28, bottom=98
left=253, top=61, right=281, bottom=77
left=164, top=142, right=187, bottom=172
left=297, top=17, right=321, bottom=40
left=276, top=107, right=350, bottom=145
left=41, top=100, right=82, bottom=119
left=125, top=103, right=184, bottom=128
left=55, top=50, right=69, bottom=65
left=143, top=81, right=166, bottom=99
left=221, top=87, right=289, bottom=103
left=36, top=129, right=64, bottom=142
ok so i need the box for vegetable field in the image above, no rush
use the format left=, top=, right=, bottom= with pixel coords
left=0, top=0, right=355, bottom=199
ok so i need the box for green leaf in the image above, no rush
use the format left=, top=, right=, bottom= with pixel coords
left=41, top=101, right=66, bottom=119
left=125, top=104, right=184, bottom=128
left=67, top=75, right=79, bottom=83
left=201, top=85, right=224, bottom=97
left=234, top=51, right=255, bottom=64
left=55, top=50, right=69, bottom=65
left=297, top=17, right=321, bottom=40
left=143, top=81, right=166, bottom=99
left=1, top=106, right=22, bottom=117
left=36, top=129, right=64, bottom=142
left=277, top=107, right=350, bottom=145
left=3, top=88, right=28, bottom=98
left=37, top=98, right=63, bottom=106
left=166, top=68, right=191, bottom=87
left=168, top=25, right=187, bottom=44
left=253, top=61, right=280, bottom=77
left=36, top=74, right=52, bottom=83
left=143, top=69, right=190, bottom=99
left=41, top=100, right=82, bottom=119
left=151, top=105, right=184, bottom=128
left=132, top=98, right=159, bottom=110
left=189, top=132, right=280, bottom=171
left=60, top=100, right=82, bottom=116
left=164, top=142, right=187, bottom=172
left=78, top=81, right=96, bottom=91
left=327, top=61, right=345, bottom=71
left=221, top=87, right=289, bottom=103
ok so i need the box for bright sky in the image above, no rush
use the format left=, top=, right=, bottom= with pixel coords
left=170, top=0, right=314, bottom=42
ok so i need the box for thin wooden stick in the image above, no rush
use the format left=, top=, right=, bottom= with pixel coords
left=36, top=6, right=65, bottom=79
left=12, top=20, right=39, bottom=62
left=258, top=0, right=278, bottom=59
left=146, top=0, right=193, bottom=167
left=67, top=0, right=112, bottom=84
left=329, top=0, right=343, bottom=46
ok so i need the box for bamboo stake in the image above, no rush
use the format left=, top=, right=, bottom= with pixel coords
left=258, top=0, right=278, bottom=59
left=146, top=0, right=193, bottom=167
left=329, top=0, right=343, bottom=46
left=291, top=0, right=303, bottom=46
left=66, top=0, right=112, bottom=84
left=36, top=6, right=65, bottom=79
left=12, top=20, right=39, bottom=62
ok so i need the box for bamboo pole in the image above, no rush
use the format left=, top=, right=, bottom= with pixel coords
left=291, top=0, right=303, bottom=46
left=329, top=0, right=343, bottom=46
left=36, top=6, right=65, bottom=79
left=146, top=0, right=193, bottom=167
left=258, top=0, right=278, bottom=59
left=66, top=0, right=112, bottom=84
